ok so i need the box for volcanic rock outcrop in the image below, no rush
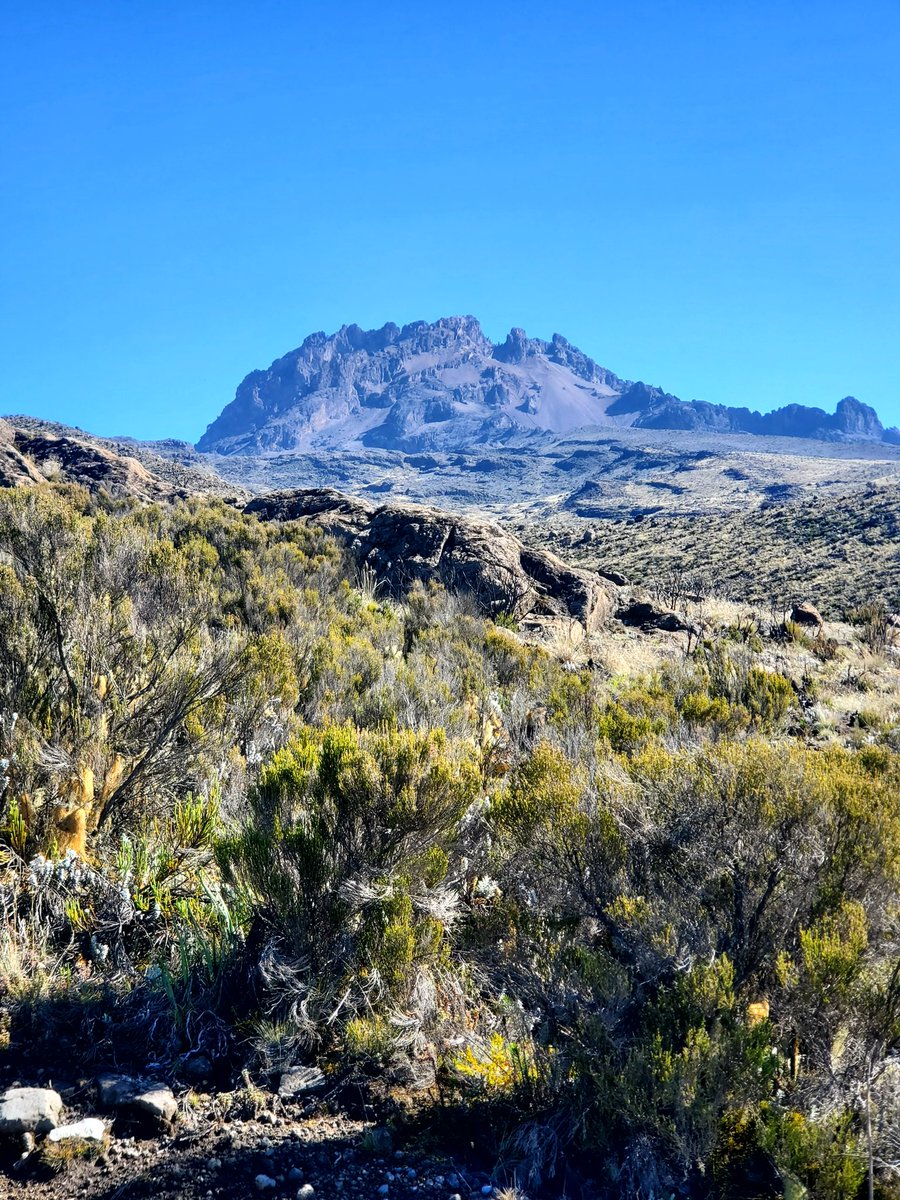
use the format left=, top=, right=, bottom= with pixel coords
left=245, top=488, right=613, bottom=628
left=0, top=417, right=242, bottom=501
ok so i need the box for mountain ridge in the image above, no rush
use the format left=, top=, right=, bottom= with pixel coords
left=197, top=315, right=897, bottom=454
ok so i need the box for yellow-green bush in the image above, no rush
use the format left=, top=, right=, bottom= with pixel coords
left=217, top=723, right=481, bottom=1042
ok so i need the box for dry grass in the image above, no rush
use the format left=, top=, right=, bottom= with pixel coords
left=541, top=618, right=588, bottom=666
left=36, top=1132, right=109, bottom=1175
left=526, top=588, right=900, bottom=749
left=589, top=627, right=685, bottom=679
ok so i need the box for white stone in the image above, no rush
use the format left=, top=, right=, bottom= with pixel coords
left=48, top=1118, right=106, bottom=1143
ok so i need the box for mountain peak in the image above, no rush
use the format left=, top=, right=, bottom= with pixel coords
left=196, top=318, right=889, bottom=455
left=493, top=327, right=532, bottom=363
left=834, top=395, right=883, bottom=437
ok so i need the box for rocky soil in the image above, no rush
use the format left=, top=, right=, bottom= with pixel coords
left=1, top=1077, right=526, bottom=1200
left=530, top=479, right=900, bottom=617
left=188, top=427, right=900, bottom=528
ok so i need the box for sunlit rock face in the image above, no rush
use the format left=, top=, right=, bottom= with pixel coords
left=197, top=317, right=894, bottom=456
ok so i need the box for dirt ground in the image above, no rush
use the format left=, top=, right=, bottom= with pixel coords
left=2, top=1094, right=513, bottom=1200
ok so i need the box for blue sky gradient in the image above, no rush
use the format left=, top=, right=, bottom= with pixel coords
left=3, top=1, right=899, bottom=441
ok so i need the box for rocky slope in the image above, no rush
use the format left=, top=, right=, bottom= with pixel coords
left=246, top=488, right=613, bottom=628
left=530, top=479, right=900, bottom=617
left=191, top=424, right=900, bottom=538
left=0, top=1076, right=506, bottom=1200
left=0, top=417, right=245, bottom=501
left=197, top=316, right=897, bottom=454
left=8, top=413, right=900, bottom=621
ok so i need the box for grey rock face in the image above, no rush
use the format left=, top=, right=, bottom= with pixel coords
left=0, top=1087, right=63, bottom=1135
left=834, top=396, right=884, bottom=438
left=196, top=317, right=889, bottom=456
left=198, top=317, right=632, bottom=455
left=245, top=488, right=612, bottom=628
left=616, top=599, right=698, bottom=634
left=634, top=393, right=886, bottom=442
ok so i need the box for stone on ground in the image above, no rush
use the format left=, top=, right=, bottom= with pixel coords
left=48, top=1117, right=106, bottom=1143
left=0, top=1087, right=63, bottom=1135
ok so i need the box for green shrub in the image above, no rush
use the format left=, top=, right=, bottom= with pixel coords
left=3, top=483, right=900, bottom=1196
left=484, top=734, right=900, bottom=1185
left=761, top=1106, right=866, bottom=1200
left=743, top=665, right=795, bottom=728
left=217, top=723, right=481, bottom=1045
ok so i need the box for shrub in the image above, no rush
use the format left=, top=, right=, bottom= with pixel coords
left=742, top=665, right=795, bottom=728
left=483, top=734, right=900, bottom=1186
left=3, top=482, right=900, bottom=1197
left=217, top=723, right=481, bottom=1047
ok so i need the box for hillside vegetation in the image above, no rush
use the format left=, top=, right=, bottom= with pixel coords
left=1, top=484, right=899, bottom=1198
left=539, top=481, right=900, bottom=619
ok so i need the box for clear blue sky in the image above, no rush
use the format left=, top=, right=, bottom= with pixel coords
left=3, top=1, right=899, bottom=441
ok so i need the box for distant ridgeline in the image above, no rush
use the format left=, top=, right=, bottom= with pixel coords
left=197, top=315, right=898, bottom=454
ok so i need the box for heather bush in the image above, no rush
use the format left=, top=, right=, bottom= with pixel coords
left=481, top=734, right=900, bottom=1191
left=216, top=723, right=481, bottom=1052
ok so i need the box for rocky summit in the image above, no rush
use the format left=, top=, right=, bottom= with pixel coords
left=197, top=315, right=897, bottom=455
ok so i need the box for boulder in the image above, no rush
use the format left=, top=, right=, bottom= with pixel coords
left=789, top=602, right=824, bottom=629
left=131, top=1086, right=178, bottom=1125
left=97, top=1074, right=177, bottom=1127
left=179, top=1053, right=213, bottom=1086
left=0, top=1087, right=63, bottom=1136
left=97, top=1075, right=137, bottom=1108
left=0, top=417, right=242, bottom=501
left=615, top=599, right=697, bottom=634
left=246, top=489, right=613, bottom=629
